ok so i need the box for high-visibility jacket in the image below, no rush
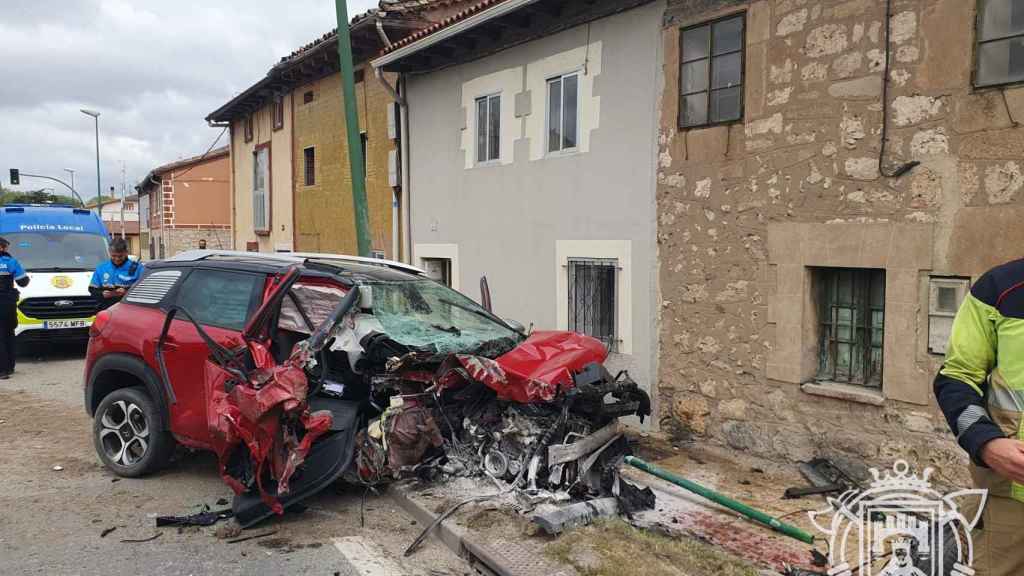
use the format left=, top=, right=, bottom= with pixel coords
left=936, top=258, right=1024, bottom=500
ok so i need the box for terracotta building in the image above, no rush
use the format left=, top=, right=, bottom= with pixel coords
left=655, top=0, right=1024, bottom=475
left=136, top=146, right=232, bottom=258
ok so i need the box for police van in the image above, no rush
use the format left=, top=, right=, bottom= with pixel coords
left=0, top=205, right=111, bottom=340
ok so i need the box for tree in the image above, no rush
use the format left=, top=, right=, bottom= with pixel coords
left=0, top=185, right=78, bottom=206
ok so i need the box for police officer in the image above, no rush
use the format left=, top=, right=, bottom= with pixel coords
left=0, top=237, right=30, bottom=379
left=89, top=238, right=143, bottom=310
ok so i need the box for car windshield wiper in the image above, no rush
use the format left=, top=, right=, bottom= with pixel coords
left=438, top=298, right=524, bottom=335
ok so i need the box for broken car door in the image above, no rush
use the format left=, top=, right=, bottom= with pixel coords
left=160, top=268, right=266, bottom=446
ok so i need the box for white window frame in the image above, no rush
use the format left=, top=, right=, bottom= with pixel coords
left=475, top=93, right=502, bottom=165
left=545, top=71, right=582, bottom=156
left=414, top=243, right=460, bottom=291
left=555, top=240, right=632, bottom=355
left=252, top=146, right=270, bottom=232
left=928, top=276, right=971, bottom=355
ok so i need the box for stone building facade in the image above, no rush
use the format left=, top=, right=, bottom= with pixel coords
left=656, top=0, right=1024, bottom=475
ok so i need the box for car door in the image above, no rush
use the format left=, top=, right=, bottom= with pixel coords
left=161, top=268, right=266, bottom=447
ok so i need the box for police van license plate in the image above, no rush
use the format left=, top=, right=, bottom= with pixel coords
left=44, top=319, right=89, bottom=329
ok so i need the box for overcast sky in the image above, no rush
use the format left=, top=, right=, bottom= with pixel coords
left=0, top=0, right=378, bottom=200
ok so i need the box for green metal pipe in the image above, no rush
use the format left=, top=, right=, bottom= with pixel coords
left=624, top=455, right=815, bottom=545
left=334, top=0, right=373, bottom=257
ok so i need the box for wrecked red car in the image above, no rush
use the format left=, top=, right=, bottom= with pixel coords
left=84, top=251, right=650, bottom=526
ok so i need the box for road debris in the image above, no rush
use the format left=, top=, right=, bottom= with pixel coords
left=624, top=456, right=816, bottom=545
left=120, top=533, right=162, bottom=543
left=100, top=527, right=117, bottom=538
left=532, top=497, right=619, bottom=535
left=156, top=507, right=232, bottom=527
left=227, top=530, right=278, bottom=544
left=52, top=465, right=63, bottom=471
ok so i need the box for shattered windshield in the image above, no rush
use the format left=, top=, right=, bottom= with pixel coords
left=369, top=279, right=522, bottom=357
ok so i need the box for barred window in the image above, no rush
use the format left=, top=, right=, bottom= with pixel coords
left=303, top=147, right=315, bottom=186
left=815, top=268, right=885, bottom=387
left=567, top=258, right=618, bottom=350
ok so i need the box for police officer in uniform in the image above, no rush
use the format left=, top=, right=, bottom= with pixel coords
left=0, top=237, right=30, bottom=379
left=89, top=238, right=143, bottom=310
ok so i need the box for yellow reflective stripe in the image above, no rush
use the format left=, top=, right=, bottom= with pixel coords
left=16, top=308, right=42, bottom=325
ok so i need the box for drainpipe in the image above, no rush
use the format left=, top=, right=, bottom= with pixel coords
left=374, top=66, right=412, bottom=264
left=375, top=18, right=393, bottom=48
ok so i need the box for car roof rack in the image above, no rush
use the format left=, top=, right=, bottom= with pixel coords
left=167, top=250, right=425, bottom=276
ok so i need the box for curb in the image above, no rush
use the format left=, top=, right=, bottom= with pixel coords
left=389, top=482, right=571, bottom=576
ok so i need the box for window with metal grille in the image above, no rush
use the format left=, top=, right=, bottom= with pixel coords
left=679, top=13, right=745, bottom=128
left=567, top=258, right=618, bottom=350
left=547, top=73, right=579, bottom=153
left=476, top=94, right=501, bottom=163
left=303, top=147, right=315, bottom=186
left=976, top=0, right=1024, bottom=87
left=303, top=90, right=314, bottom=104
left=815, top=268, right=885, bottom=387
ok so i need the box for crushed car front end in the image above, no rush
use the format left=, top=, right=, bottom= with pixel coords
left=190, top=259, right=652, bottom=526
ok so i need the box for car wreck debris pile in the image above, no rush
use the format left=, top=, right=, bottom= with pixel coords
left=183, top=266, right=655, bottom=529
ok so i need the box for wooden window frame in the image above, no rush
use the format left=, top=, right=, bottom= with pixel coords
left=973, top=0, right=1024, bottom=89
left=815, top=268, right=886, bottom=388
left=303, top=146, right=315, bottom=187
left=678, top=12, right=747, bottom=129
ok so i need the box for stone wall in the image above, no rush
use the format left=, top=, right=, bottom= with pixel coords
left=657, top=0, right=1024, bottom=478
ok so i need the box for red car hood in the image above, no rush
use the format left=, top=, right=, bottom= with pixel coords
left=455, top=331, right=608, bottom=403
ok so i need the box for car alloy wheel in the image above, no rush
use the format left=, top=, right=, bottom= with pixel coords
left=98, top=400, right=150, bottom=467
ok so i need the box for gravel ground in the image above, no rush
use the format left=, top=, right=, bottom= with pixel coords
left=0, top=343, right=472, bottom=576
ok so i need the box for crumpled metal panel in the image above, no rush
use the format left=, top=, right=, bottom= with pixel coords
left=206, top=340, right=332, bottom=515
left=455, top=331, right=608, bottom=403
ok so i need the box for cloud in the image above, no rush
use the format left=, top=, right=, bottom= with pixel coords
left=0, top=0, right=378, bottom=199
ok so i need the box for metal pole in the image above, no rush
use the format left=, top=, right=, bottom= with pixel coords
left=624, top=456, right=816, bottom=545
left=120, top=162, right=126, bottom=239
left=334, top=0, right=372, bottom=257
left=94, top=116, right=101, bottom=201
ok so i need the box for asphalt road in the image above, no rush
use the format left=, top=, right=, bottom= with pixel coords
left=0, top=342, right=471, bottom=576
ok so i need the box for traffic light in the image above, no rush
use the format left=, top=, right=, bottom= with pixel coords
left=9, top=169, right=18, bottom=186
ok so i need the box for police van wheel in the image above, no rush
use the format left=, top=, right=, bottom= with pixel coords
left=93, top=387, right=174, bottom=477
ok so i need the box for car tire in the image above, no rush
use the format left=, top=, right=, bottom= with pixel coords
left=93, top=386, right=174, bottom=477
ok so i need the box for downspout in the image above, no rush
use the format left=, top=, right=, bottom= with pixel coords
left=374, top=66, right=412, bottom=264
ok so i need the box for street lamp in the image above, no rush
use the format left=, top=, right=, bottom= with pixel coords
left=63, top=168, right=75, bottom=199
left=80, top=109, right=101, bottom=202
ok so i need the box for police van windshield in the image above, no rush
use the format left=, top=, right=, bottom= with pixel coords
left=5, top=232, right=109, bottom=272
